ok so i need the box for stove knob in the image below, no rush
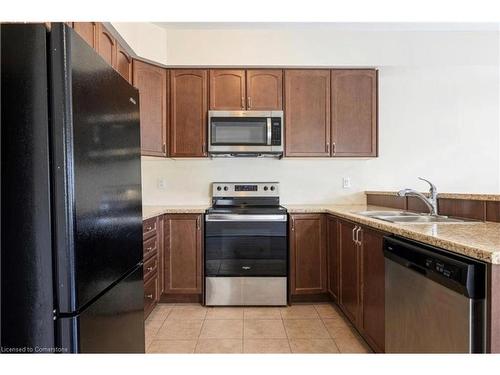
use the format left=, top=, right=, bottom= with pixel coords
left=270, top=186, right=276, bottom=191
left=224, top=186, right=229, bottom=191
left=263, top=186, right=268, bottom=191
left=216, top=186, right=222, bottom=191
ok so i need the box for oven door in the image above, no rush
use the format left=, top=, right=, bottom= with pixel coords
left=205, top=215, right=287, bottom=277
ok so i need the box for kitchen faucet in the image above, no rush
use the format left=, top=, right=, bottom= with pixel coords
left=397, top=177, right=438, bottom=216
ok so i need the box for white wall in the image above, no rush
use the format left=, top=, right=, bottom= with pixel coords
left=112, top=22, right=167, bottom=65
left=135, top=23, right=500, bottom=206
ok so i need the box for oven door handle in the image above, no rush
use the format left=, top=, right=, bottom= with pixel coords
left=205, top=214, right=288, bottom=222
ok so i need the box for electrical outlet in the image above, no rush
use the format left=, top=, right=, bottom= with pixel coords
left=342, top=177, right=351, bottom=189
left=157, top=177, right=167, bottom=190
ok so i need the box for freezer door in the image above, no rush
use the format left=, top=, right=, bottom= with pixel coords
left=57, top=265, right=145, bottom=353
left=49, top=23, right=143, bottom=313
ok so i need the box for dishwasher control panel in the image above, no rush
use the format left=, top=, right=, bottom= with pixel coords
left=425, top=258, right=459, bottom=279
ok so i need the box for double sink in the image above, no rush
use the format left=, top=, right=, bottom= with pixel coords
left=355, top=210, right=476, bottom=224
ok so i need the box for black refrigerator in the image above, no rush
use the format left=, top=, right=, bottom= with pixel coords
left=1, top=23, right=145, bottom=353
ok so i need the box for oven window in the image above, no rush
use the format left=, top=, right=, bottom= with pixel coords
left=205, top=221, right=287, bottom=277
left=211, top=117, right=268, bottom=145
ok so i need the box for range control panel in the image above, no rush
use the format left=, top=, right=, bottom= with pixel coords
left=212, top=182, right=279, bottom=197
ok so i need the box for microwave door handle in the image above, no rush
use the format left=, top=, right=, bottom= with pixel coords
left=267, top=118, right=272, bottom=146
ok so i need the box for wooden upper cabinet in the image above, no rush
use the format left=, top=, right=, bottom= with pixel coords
left=338, top=219, right=361, bottom=325
left=72, top=22, right=97, bottom=48
left=209, top=70, right=246, bottom=110
left=246, top=70, right=283, bottom=110
left=360, top=226, right=385, bottom=352
left=331, top=69, right=377, bottom=156
left=96, top=23, right=116, bottom=67
left=170, top=70, right=208, bottom=157
left=116, top=43, right=133, bottom=83
left=289, top=214, right=327, bottom=295
left=133, top=60, right=168, bottom=157
left=327, top=215, right=339, bottom=301
left=284, top=70, right=331, bottom=157
left=163, top=214, right=203, bottom=295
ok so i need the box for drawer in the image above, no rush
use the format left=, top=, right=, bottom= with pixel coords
left=143, top=236, right=158, bottom=261
left=144, top=273, right=158, bottom=319
left=144, top=255, right=158, bottom=281
left=143, top=217, right=158, bottom=240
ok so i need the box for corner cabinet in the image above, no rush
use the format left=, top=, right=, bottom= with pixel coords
left=289, top=214, right=327, bottom=296
left=132, top=60, right=168, bottom=157
left=163, top=214, right=203, bottom=299
left=95, top=23, right=116, bottom=67
left=169, top=70, right=208, bottom=157
left=331, top=69, right=378, bottom=156
left=327, top=215, right=339, bottom=301
left=284, top=70, right=331, bottom=157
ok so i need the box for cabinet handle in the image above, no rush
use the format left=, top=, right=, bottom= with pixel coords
left=291, top=218, right=295, bottom=231
left=162, top=143, right=166, bottom=154
left=248, top=96, right=252, bottom=109
left=352, top=226, right=357, bottom=243
left=355, top=227, right=362, bottom=245
left=146, top=226, right=153, bottom=231
left=326, top=142, right=330, bottom=153
left=332, top=142, right=336, bottom=156
left=241, top=96, right=245, bottom=109
left=357, top=227, right=363, bottom=245
left=197, top=216, right=200, bottom=231
left=202, top=143, right=206, bottom=155
left=145, top=294, right=153, bottom=299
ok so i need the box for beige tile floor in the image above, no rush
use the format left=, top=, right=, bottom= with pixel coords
left=145, top=303, right=372, bottom=354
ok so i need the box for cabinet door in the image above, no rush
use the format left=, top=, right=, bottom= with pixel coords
left=338, top=220, right=360, bottom=325
left=170, top=70, right=208, bottom=157
left=284, top=70, right=331, bottom=156
left=327, top=215, right=339, bottom=301
left=133, top=60, right=168, bottom=156
left=96, top=23, right=116, bottom=67
left=116, top=43, right=133, bottom=83
left=164, top=214, right=203, bottom=294
left=289, top=214, right=327, bottom=295
left=209, top=69, right=246, bottom=110
left=331, top=69, right=377, bottom=156
left=73, top=22, right=97, bottom=48
left=246, top=69, right=283, bottom=110
left=360, top=227, right=385, bottom=352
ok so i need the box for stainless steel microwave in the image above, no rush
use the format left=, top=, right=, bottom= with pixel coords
left=208, top=110, right=284, bottom=157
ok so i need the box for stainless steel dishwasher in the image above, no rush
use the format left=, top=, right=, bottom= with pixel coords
left=384, top=236, right=486, bottom=353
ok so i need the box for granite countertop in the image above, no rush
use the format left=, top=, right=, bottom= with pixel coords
left=286, top=204, right=500, bottom=264
left=142, top=203, right=500, bottom=264
left=142, top=205, right=208, bottom=220
left=365, top=190, right=500, bottom=201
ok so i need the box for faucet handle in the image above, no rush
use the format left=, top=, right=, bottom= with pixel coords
left=418, top=177, right=437, bottom=195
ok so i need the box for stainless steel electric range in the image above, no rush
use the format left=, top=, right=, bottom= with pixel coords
left=204, top=182, right=288, bottom=306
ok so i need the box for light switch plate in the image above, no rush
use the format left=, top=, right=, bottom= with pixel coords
left=157, top=177, right=167, bottom=190
left=342, top=177, right=351, bottom=189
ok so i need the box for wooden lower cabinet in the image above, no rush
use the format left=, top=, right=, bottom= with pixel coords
left=360, top=227, right=386, bottom=352
left=327, top=215, right=339, bottom=301
left=338, top=219, right=361, bottom=325
left=144, top=273, right=159, bottom=319
left=163, top=214, right=203, bottom=299
left=289, top=214, right=327, bottom=296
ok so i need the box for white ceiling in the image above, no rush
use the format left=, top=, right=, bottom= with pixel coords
left=154, top=22, right=500, bottom=32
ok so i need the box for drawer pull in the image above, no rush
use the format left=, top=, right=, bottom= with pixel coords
left=146, top=246, right=153, bottom=251
left=145, top=294, right=154, bottom=299
left=146, top=266, right=154, bottom=272
left=146, top=226, right=153, bottom=231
